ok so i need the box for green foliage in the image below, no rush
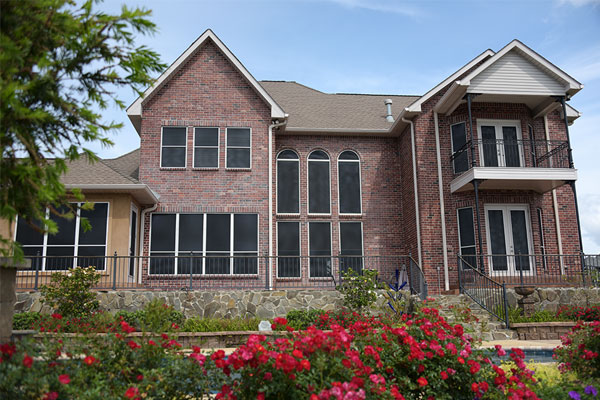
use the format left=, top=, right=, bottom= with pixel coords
left=557, top=305, right=600, bottom=321
left=137, top=299, right=185, bottom=333
left=182, top=317, right=261, bottom=332
left=554, top=321, right=600, bottom=380
left=284, top=309, right=327, bottom=330
left=39, top=266, right=100, bottom=318
left=0, top=0, right=166, bottom=258
left=12, top=312, right=41, bottom=330
left=336, top=268, right=381, bottom=311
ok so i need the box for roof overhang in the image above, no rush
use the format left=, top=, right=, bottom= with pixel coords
left=126, top=29, right=286, bottom=135
left=65, top=184, right=160, bottom=205
left=281, top=127, right=391, bottom=137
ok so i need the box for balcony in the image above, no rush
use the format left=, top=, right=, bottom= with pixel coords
left=450, top=139, right=577, bottom=193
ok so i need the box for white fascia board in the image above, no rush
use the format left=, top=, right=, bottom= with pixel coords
left=126, top=29, right=286, bottom=134
left=283, top=127, right=390, bottom=135
left=65, top=184, right=160, bottom=204
left=433, top=81, right=469, bottom=115
left=460, top=40, right=583, bottom=94
left=403, top=49, right=495, bottom=114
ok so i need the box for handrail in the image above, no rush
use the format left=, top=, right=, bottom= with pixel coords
left=458, top=255, right=509, bottom=329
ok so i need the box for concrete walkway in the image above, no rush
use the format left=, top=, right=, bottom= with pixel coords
left=480, top=339, right=560, bottom=350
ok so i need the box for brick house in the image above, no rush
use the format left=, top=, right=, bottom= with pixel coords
left=8, top=30, right=587, bottom=295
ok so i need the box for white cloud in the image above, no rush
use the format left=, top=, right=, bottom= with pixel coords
left=323, top=0, right=421, bottom=17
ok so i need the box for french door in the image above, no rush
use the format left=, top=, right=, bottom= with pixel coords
left=128, top=205, right=138, bottom=282
left=478, top=120, right=524, bottom=167
left=485, top=205, right=533, bottom=275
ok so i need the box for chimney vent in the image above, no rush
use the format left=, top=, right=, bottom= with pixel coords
left=384, top=99, right=394, bottom=122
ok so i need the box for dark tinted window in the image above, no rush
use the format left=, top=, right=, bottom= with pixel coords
left=309, top=222, right=331, bottom=277
left=15, top=217, right=44, bottom=246
left=47, top=207, right=76, bottom=246
left=451, top=123, right=468, bottom=173
left=178, top=214, right=203, bottom=252
left=162, top=127, right=186, bottom=145
left=234, top=214, right=257, bottom=252
left=150, top=214, right=176, bottom=251
left=227, top=128, right=250, bottom=147
left=277, top=151, right=300, bottom=213
left=308, top=152, right=330, bottom=214
left=161, top=127, right=186, bottom=168
left=206, top=214, right=230, bottom=251
left=277, top=222, right=300, bottom=278
left=194, top=128, right=219, bottom=168
left=340, top=222, right=363, bottom=274
left=457, top=208, right=476, bottom=270
left=194, top=127, right=219, bottom=146
left=338, top=159, right=361, bottom=214
left=79, top=203, right=108, bottom=245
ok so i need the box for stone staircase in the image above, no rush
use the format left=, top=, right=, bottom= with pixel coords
left=429, top=294, right=517, bottom=341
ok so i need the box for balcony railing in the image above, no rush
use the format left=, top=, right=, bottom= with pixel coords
left=15, top=254, right=425, bottom=296
left=451, top=139, right=570, bottom=174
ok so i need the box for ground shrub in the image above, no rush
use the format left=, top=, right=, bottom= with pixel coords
left=182, top=317, right=261, bottom=332
left=557, top=305, right=600, bottom=322
left=39, top=266, right=100, bottom=318
left=137, top=299, right=185, bottom=332
left=12, top=312, right=41, bottom=330
left=554, top=320, right=600, bottom=380
left=285, top=309, right=326, bottom=330
left=336, top=268, right=381, bottom=311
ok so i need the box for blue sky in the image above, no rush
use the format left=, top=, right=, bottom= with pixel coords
left=92, top=0, right=600, bottom=252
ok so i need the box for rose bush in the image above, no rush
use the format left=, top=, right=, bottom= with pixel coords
left=557, top=305, right=600, bottom=322
left=554, top=320, right=600, bottom=380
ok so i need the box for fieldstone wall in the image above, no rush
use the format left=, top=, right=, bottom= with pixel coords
left=505, top=287, right=600, bottom=312
left=14, top=289, right=408, bottom=320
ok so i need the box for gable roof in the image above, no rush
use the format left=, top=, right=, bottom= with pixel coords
left=126, top=29, right=286, bottom=134
left=260, top=81, right=418, bottom=133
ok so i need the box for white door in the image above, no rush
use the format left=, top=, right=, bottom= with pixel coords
left=478, top=120, right=524, bottom=167
left=485, top=205, right=533, bottom=275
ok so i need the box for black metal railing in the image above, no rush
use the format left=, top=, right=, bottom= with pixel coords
left=16, top=254, right=424, bottom=294
left=458, top=255, right=510, bottom=328
left=463, top=254, right=596, bottom=287
left=451, top=139, right=571, bottom=174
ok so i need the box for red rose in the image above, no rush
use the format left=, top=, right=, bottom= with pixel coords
left=51, top=313, right=62, bottom=320
left=23, top=354, right=33, bottom=368
left=84, top=355, right=96, bottom=365
left=417, top=377, right=428, bottom=387
left=125, top=386, right=139, bottom=399
left=43, top=392, right=59, bottom=400
left=59, top=374, right=70, bottom=384
left=440, top=371, right=448, bottom=380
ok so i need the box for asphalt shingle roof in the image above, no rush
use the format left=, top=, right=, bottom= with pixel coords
left=260, top=81, right=420, bottom=131
left=61, top=150, right=140, bottom=185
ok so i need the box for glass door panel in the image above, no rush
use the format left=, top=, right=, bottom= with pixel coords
left=502, top=127, right=521, bottom=167
left=481, top=126, right=499, bottom=167
left=488, top=209, right=508, bottom=271
left=510, top=210, right=531, bottom=271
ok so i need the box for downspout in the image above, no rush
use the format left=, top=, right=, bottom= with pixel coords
left=544, top=115, right=564, bottom=272
left=402, top=117, right=423, bottom=269
left=268, top=116, right=288, bottom=290
left=139, top=203, right=158, bottom=284
left=434, top=111, right=449, bottom=291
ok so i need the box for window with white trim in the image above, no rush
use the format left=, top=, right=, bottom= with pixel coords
left=226, top=128, right=251, bottom=168
left=277, top=150, right=300, bottom=214
left=339, top=221, right=363, bottom=274
left=15, top=203, right=109, bottom=270
left=309, top=221, right=331, bottom=277
left=277, top=221, right=300, bottom=278
left=308, top=150, right=331, bottom=214
left=338, top=151, right=362, bottom=214
left=457, top=207, right=476, bottom=269
left=194, top=127, right=219, bottom=168
left=149, top=213, right=258, bottom=275
left=161, top=127, right=187, bottom=168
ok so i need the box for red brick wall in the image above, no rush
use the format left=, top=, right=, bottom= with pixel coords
left=137, top=40, right=272, bottom=288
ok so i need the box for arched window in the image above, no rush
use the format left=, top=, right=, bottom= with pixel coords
left=276, top=150, right=300, bottom=214
left=337, top=150, right=362, bottom=214
left=308, top=150, right=331, bottom=214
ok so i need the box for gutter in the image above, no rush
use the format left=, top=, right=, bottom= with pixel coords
left=433, top=111, right=450, bottom=291
left=401, top=116, right=423, bottom=270
left=64, top=184, right=160, bottom=204
left=268, top=116, right=289, bottom=290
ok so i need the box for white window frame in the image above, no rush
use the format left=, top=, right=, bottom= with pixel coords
left=193, top=127, right=220, bottom=169
left=160, top=126, right=188, bottom=169
left=307, top=221, right=332, bottom=279
left=15, top=202, right=110, bottom=271
left=476, top=119, right=524, bottom=167
left=307, top=150, right=331, bottom=216
left=276, top=221, right=302, bottom=279
left=149, top=213, right=259, bottom=276
left=337, top=150, right=363, bottom=215
left=276, top=149, right=301, bottom=215
left=483, top=203, right=535, bottom=276
left=225, top=127, right=252, bottom=170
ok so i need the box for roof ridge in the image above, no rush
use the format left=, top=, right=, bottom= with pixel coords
left=98, top=158, right=139, bottom=184
left=107, top=147, right=140, bottom=161
left=332, top=92, right=421, bottom=97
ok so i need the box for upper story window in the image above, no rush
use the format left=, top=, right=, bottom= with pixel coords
left=451, top=122, right=469, bottom=173
left=15, top=203, right=109, bottom=270
left=277, top=150, right=300, bottom=214
left=338, top=150, right=362, bottom=214
left=308, top=150, right=331, bottom=214
left=161, top=127, right=187, bottom=168
left=226, top=128, right=251, bottom=169
left=194, top=127, right=219, bottom=168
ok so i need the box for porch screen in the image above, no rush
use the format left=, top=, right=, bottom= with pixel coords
left=308, top=151, right=331, bottom=214
left=451, top=123, right=468, bottom=173
left=309, top=222, right=331, bottom=277
left=205, top=214, right=231, bottom=274
left=457, top=207, right=476, bottom=270
left=233, top=214, right=258, bottom=274
left=277, top=221, right=300, bottom=278
left=338, top=151, right=361, bottom=214
left=340, top=222, right=363, bottom=274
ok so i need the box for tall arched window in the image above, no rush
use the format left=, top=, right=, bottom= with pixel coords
left=277, top=150, right=300, bottom=214
left=308, top=150, right=331, bottom=214
left=338, top=150, right=362, bottom=214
